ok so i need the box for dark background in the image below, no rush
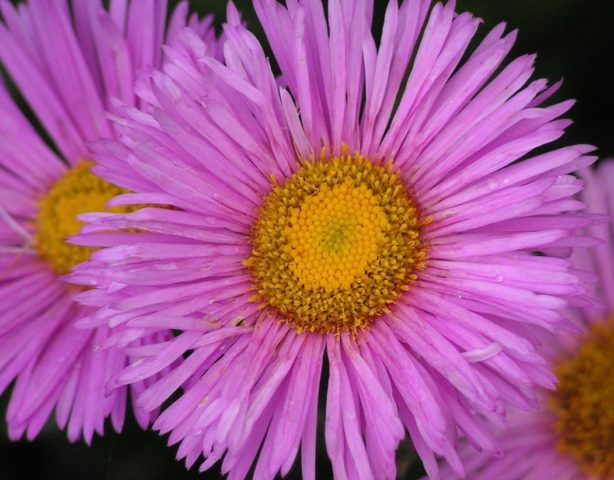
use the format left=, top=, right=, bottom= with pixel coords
left=1, top=0, right=613, bottom=479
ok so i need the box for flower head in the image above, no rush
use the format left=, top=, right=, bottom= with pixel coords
left=0, top=0, right=217, bottom=442
left=432, top=161, right=614, bottom=480
left=73, top=0, right=597, bottom=477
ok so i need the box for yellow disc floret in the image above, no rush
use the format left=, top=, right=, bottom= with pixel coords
left=35, top=160, right=132, bottom=275
left=287, top=181, right=389, bottom=291
left=245, top=152, right=428, bottom=334
left=550, top=319, right=614, bottom=478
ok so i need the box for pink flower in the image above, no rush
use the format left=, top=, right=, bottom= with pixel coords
left=73, top=1, right=598, bottom=477
left=0, top=0, right=217, bottom=443
left=432, top=161, right=614, bottom=480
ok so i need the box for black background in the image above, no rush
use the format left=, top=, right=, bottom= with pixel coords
left=1, top=0, right=613, bottom=479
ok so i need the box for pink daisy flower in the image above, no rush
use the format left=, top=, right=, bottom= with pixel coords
left=432, top=160, right=614, bottom=480
left=0, top=0, right=217, bottom=443
left=72, top=1, right=598, bottom=477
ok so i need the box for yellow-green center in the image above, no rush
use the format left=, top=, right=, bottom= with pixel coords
left=34, top=161, right=131, bottom=275
left=245, top=152, right=428, bottom=334
left=550, top=318, right=614, bottom=477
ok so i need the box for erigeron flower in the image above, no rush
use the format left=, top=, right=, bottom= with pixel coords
left=432, top=161, right=614, bottom=480
left=72, top=1, right=598, bottom=477
left=0, top=0, right=217, bottom=442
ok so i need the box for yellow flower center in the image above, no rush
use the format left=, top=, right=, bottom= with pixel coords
left=35, top=160, right=131, bottom=275
left=550, top=319, right=614, bottom=477
left=245, top=152, right=428, bottom=334
left=288, top=181, right=389, bottom=291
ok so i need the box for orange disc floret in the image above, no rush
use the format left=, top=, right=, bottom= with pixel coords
left=245, top=152, right=429, bottom=334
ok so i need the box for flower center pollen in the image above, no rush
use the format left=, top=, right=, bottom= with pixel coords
left=245, top=152, right=428, bottom=334
left=288, top=181, right=388, bottom=291
left=550, top=319, right=614, bottom=477
left=35, top=160, right=131, bottom=275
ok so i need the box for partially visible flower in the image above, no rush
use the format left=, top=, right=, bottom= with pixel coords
left=0, top=0, right=218, bottom=442
left=433, top=161, right=614, bottom=480
left=72, top=0, right=598, bottom=478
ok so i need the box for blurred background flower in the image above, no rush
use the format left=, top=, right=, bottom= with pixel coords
left=429, top=160, right=614, bottom=480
